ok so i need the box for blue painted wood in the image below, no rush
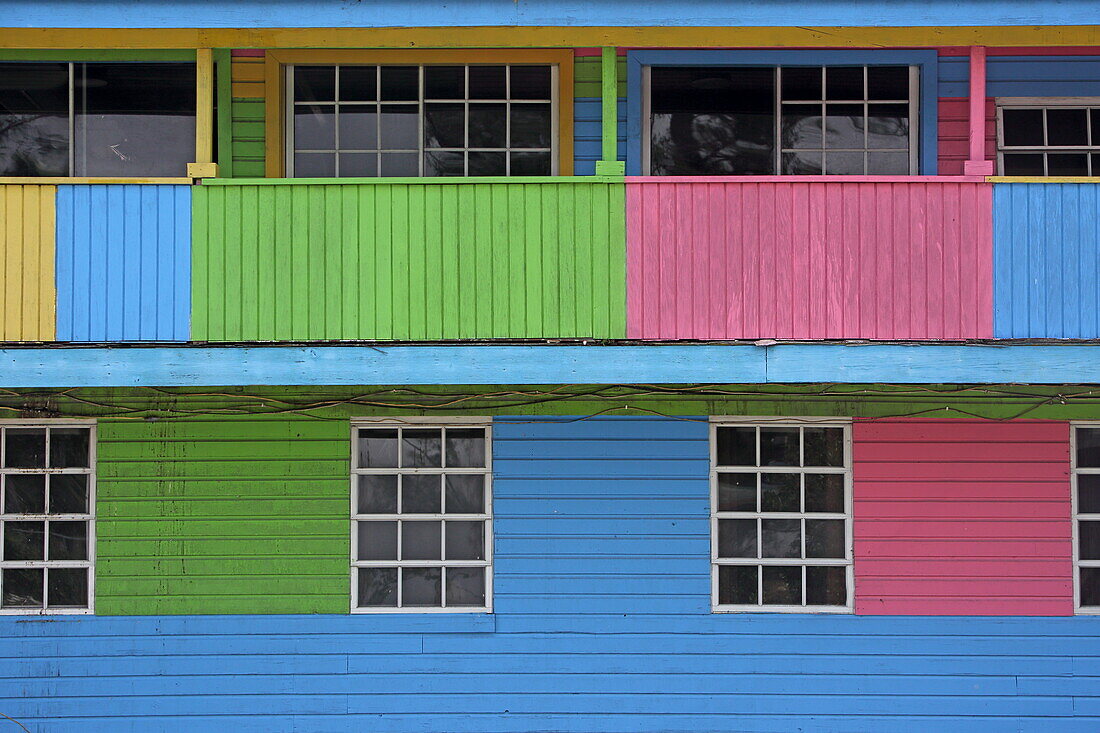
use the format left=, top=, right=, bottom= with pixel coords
left=625, top=50, right=939, bottom=175
left=574, top=98, right=626, bottom=175
left=7, top=1, right=1098, bottom=28
left=993, top=183, right=1100, bottom=338
left=55, top=185, right=191, bottom=342
left=940, top=55, right=1100, bottom=98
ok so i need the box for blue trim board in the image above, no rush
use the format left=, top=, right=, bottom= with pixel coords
left=625, top=50, right=939, bottom=176
left=4, top=343, right=1100, bottom=387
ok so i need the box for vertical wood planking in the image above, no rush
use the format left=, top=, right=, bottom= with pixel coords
left=192, top=182, right=626, bottom=341
left=994, top=183, right=1100, bottom=338
left=626, top=181, right=994, bottom=340
left=853, top=419, right=1073, bottom=616
left=0, top=185, right=56, bottom=341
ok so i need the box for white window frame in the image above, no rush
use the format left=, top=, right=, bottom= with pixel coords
left=350, top=417, right=492, bottom=614
left=1071, top=423, right=1100, bottom=614
left=709, top=416, right=853, bottom=614
left=286, top=64, right=559, bottom=177
left=996, top=97, right=1100, bottom=176
left=0, top=420, right=96, bottom=616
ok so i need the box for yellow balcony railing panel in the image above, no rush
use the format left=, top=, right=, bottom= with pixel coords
left=1, top=185, right=56, bottom=341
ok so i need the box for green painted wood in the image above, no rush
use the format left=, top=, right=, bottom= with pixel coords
left=601, top=48, right=618, bottom=164
left=94, top=415, right=349, bottom=616
left=230, top=99, right=265, bottom=178
left=214, top=49, right=233, bottom=178
left=574, top=55, right=627, bottom=97
left=192, top=182, right=627, bottom=341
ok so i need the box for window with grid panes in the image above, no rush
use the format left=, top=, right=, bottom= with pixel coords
left=1073, top=426, right=1100, bottom=612
left=998, top=102, right=1100, bottom=176
left=711, top=421, right=852, bottom=612
left=289, top=64, right=554, bottom=177
left=647, top=65, right=916, bottom=175
left=352, top=422, right=491, bottom=611
left=1, top=423, right=94, bottom=613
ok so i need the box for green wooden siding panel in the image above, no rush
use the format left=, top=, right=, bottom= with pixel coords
left=95, top=417, right=349, bottom=616
left=231, top=99, right=265, bottom=178
left=192, top=182, right=627, bottom=341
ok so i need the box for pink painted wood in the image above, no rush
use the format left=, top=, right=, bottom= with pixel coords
left=852, top=419, right=1073, bottom=616
left=625, top=180, right=994, bottom=340
left=969, top=46, right=989, bottom=165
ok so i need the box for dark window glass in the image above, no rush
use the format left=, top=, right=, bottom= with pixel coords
left=1047, top=108, right=1088, bottom=146
left=867, top=104, right=909, bottom=149
left=825, top=151, right=863, bottom=175
left=867, top=66, right=909, bottom=100
left=804, top=428, right=844, bottom=467
left=358, top=567, right=397, bottom=607
left=762, top=565, right=801, bottom=605
left=340, top=152, right=377, bottom=177
left=380, top=66, right=418, bottom=101
left=5, top=428, right=45, bottom=468
left=357, top=521, right=397, bottom=561
left=718, top=473, right=756, bottom=512
left=1077, top=428, right=1100, bottom=468
left=401, top=429, right=442, bottom=468
left=339, top=66, right=376, bottom=102
left=780, top=67, right=820, bottom=100
left=445, top=429, right=485, bottom=468
left=0, top=62, right=69, bottom=176
left=425, top=150, right=464, bottom=176
left=1080, top=474, right=1100, bottom=514
left=824, top=104, right=863, bottom=149
left=49, top=428, right=89, bottom=468
left=806, top=566, right=846, bottom=606
left=469, top=66, right=506, bottom=99
left=445, top=475, right=484, bottom=514
left=760, top=427, right=799, bottom=466
left=379, top=105, right=418, bottom=149
left=338, top=107, right=377, bottom=150
left=717, top=519, right=756, bottom=558
left=2, top=568, right=42, bottom=608
left=380, top=152, right=418, bottom=176
left=717, top=427, right=755, bottom=466
left=468, top=151, right=506, bottom=176
left=718, top=565, right=758, bottom=605
left=4, top=475, right=45, bottom=514
left=510, top=104, right=552, bottom=148
left=293, top=152, right=335, bottom=177
left=1003, top=108, right=1044, bottom=146
left=358, top=429, right=399, bottom=468
left=1048, top=153, right=1088, bottom=176
left=401, top=520, right=441, bottom=560
left=424, top=103, right=464, bottom=148
left=424, top=66, right=464, bottom=99
left=1002, top=153, right=1044, bottom=176
left=806, top=519, right=845, bottom=558
left=48, top=520, right=87, bottom=561
left=1080, top=520, right=1100, bottom=561
left=47, top=567, right=87, bottom=608
left=446, top=567, right=485, bottom=606
left=761, top=519, right=800, bottom=558
left=510, top=151, right=551, bottom=176
left=358, top=475, right=398, bottom=514
left=760, top=473, right=799, bottom=512
left=402, top=567, right=442, bottom=606
left=4, top=521, right=44, bottom=560
left=510, top=66, right=552, bottom=99
left=444, top=520, right=484, bottom=561
left=468, top=103, right=506, bottom=148
left=294, top=66, right=335, bottom=101
left=1082, top=567, right=1100, bottom=607
left=402, top=474, right=441, bottom=514
left=825, top=67, right=863, bottom=100
left=805, top=474, right=844, bottom=513
left=782, top=150, right=822, bottom=175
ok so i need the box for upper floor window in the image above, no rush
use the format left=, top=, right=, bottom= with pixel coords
left=288, top=64, right=555, bottom=177
left=711, top=420, right=852, bottom=613
left=646, top=65, right=917, bottom=176
left=0, top=62, right=195, bottom=177
left=1074, top=425, right=1100, bottom=613
left=1, top=423, right=95, bottom=614
left=998, top=99, right=1100, bottom=176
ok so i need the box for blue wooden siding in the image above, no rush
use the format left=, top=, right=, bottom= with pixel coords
left=993, top=183, right=1100, bottom=338
left=574, top=98, right=626, bottom=176
left=0, top=417, right=1098, bottom=731
left=55, top=185, right=191, bottom=342
left=939, top=54, right=1100, bottom=97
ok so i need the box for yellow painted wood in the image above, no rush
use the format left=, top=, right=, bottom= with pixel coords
left=231, top=56, right=265, bottom=98
left=987, top=176, right=1100, bottom=183
left=0, top=186, right=56, bottom=341
left=1, top=26, right=1099, bottom=49
left=264, top=48, right=574, bottom=178
left=195, top=48, right=215, bottom=164
left=0, top=177, right=193, bottom=184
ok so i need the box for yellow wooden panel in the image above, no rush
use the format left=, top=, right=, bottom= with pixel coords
left=232, top=81, right=265, bottom=98
left=0, top=185, right=56, bottom=341
left=232, top=58, right=265, bottom=82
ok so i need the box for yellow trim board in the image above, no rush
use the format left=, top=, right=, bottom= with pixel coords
left=0, top=177, right=193, bottom=184
left=3, top=25, right=1100, bottom=49
left=264, top=48, right=574, bottom=177
left=195, top=48, right=215, bottom=164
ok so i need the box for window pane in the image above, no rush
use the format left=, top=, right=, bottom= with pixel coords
left=1003, top=108, right=1044, bottom=146
left=4, top=474, right=45, bottom=514
left=424, top=150, right=464, bottom=176
left=780, top=67, right=821, bottom=100
left=293, top=152, right=335, bottom=177
left=824, top=105, right=864, bottom=149
left=761, top=519, right=801, bottom=558
left=445, top=520, right=484, bottom=560
left=358, top=474, right=398, bottom=514
left=402, top=567, right=442, bottom=606
left=1047, top=108, right=1088, bottom=146
left=510, top=151, right=551, bottom=176
left=782, top=104, right=822, bottom=149
left=1081, top=567, right=1100, bottom=607
left=48, top=520, right=87, bottom=561
left=379, top=105, right=418, bottom=149
left=424, top=66, right=464, bottom=99
left=469, top=66, right=506, bottom=99
left=401, top=429, right=442, bottom=468
left=294, top=104, right=335, bottom=149
left=340, top=152, right=377, bottom=177
left=867, top=66, right=909, bottom=100
left=357, top=521, right=397, bottom=560
left=424, top=103, right=464, bottom=148
left=468, top=151, right=506, bottom=176
left=75, top=63, right=195, bottom=177
left=339, top=66, right=376, bottom=102
left=1093, top=110, right=1100, bottom=146
left=510, top=66, right=551, bottom=100
left=806, top=519, right=845, bottom=559
left=510, top=104, right=551, bottom=148
left=4, top=520, right=44, bottom=560
left=1, top=568, right=42, bottom=608
left=717, top=519, right=756, bottom=558
left=718, top=564, right=758, bottom=605
left=338, top=106, right=378, bottom=150
left=358, top=567, right=397, bottom=607
left=358, top=429, right=398, bottom=468
left=1077, top=428, right=1100, bottom=468
left=401, top=520, right=441, bottom=560
left=760, top=473, right=799, bottom=512
left=806, top=565, right=846, bottom=606
left=760, top=428, right=799, bottom=466
left=468, top=103, right=506, bottom=147
left=716, top=427, right=755, bottom=466
left=49, top=428, right=89, bottom=468
left=867, top=104, right=909, bottom=150
left=782, top=150, right=822, bottom=174
left=380, top=152, right=418, bottom=176
left=445, top=475, right=485, bottom=514
left=47, top=567, right=88, bottom=608
left=5, top=428, right=45, bottom=468
left=402, top=474, right=441, bottom=514
left=803, top=427, right=844, bottom=467
left=1002, top=153, right=1044, bottom=176
left=867, top=151, right=910, bottom=174
left=1079, top=474, right=1100, bottom=514
left=762, top=565, right=801, bottom=605
left=294, top=66, right=335, bottom=101
left=717, top=473, right=756, bottom=512
left=446, top=567, right=485, bottom=606
left=825, top=67, right=863, bottom=100
left=1048, top=153, right=1088, bottom=176
left=445, top=429, right=485, bottom=468
left=1079, top=520, right=1100, bottom=561
left=825, top=151, right=864, bottom=175
left=380, top=66, right=418, bottom=101
left=805, top=474, right=845, bottom=513
left=0, top=62, right=69, bottom=177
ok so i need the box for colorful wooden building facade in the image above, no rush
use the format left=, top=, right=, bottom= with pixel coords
left=3, top=1, right=1100, bottom=730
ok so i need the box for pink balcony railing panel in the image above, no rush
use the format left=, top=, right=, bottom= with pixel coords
left=626, top=178, right=994, bottom=340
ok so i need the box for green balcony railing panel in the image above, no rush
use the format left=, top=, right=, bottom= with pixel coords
left=192, top=181, right=627, bottom=341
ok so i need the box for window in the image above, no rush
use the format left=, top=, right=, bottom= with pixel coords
left=646, top=65, right=917, bottom=175
left=0, top=62, right=195, bottom=178
left=1073, top=425, right=1100, bottom=612
left=998, top=99, right=1100, bottom=176
left=711, top=420, right=852, bottom=612
left=289, top=64, right=555, bottom=177
left=352, top=421, right=491, bottom=612
left=1, top=423, right=94, bottom=614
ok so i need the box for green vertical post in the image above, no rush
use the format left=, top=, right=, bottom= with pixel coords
left=214, top=48, right=233, bottom=178
left=596, top=47, right=625, bottom=176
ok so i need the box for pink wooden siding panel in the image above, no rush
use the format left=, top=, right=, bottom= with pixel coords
left=853, top=419, right=1072, bottom=616
left=938, top=97, right=997, bottom=175
left=625, top=181, right=993, bottom=340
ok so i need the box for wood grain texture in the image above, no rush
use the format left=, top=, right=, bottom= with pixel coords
left=0, top=185, right=55, bottom=341
left=853, top=419, right=1073, bottom=616
left=192, top=182, right=626, bottom=341
left=938, top=97, right=996, bottom=175
left=626, top=181, right=994, bottom=340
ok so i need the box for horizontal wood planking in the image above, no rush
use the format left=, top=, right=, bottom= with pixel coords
left=95, top=416, right=350, bottom=615
left=574, top=54, right=626, bottom=175
left=230, top=52, right=265, bottom=177
left=55, top=185, right=191, bottom=342
left=938, top=97, right=997, bottom=175
left=0, top=184, right=55, bottom=341
left=853, top=419, right=1072, bottom=616
left=192, top=182, right=626, bottom=341
left=939, top=53, right=1100, bottom=97
left=626, top=181, right=994, bottom=340
left=993, top=183, right=1100, bottom=338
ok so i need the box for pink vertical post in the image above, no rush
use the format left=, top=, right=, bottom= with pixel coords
left=964, top=46, right=994, bottom=176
